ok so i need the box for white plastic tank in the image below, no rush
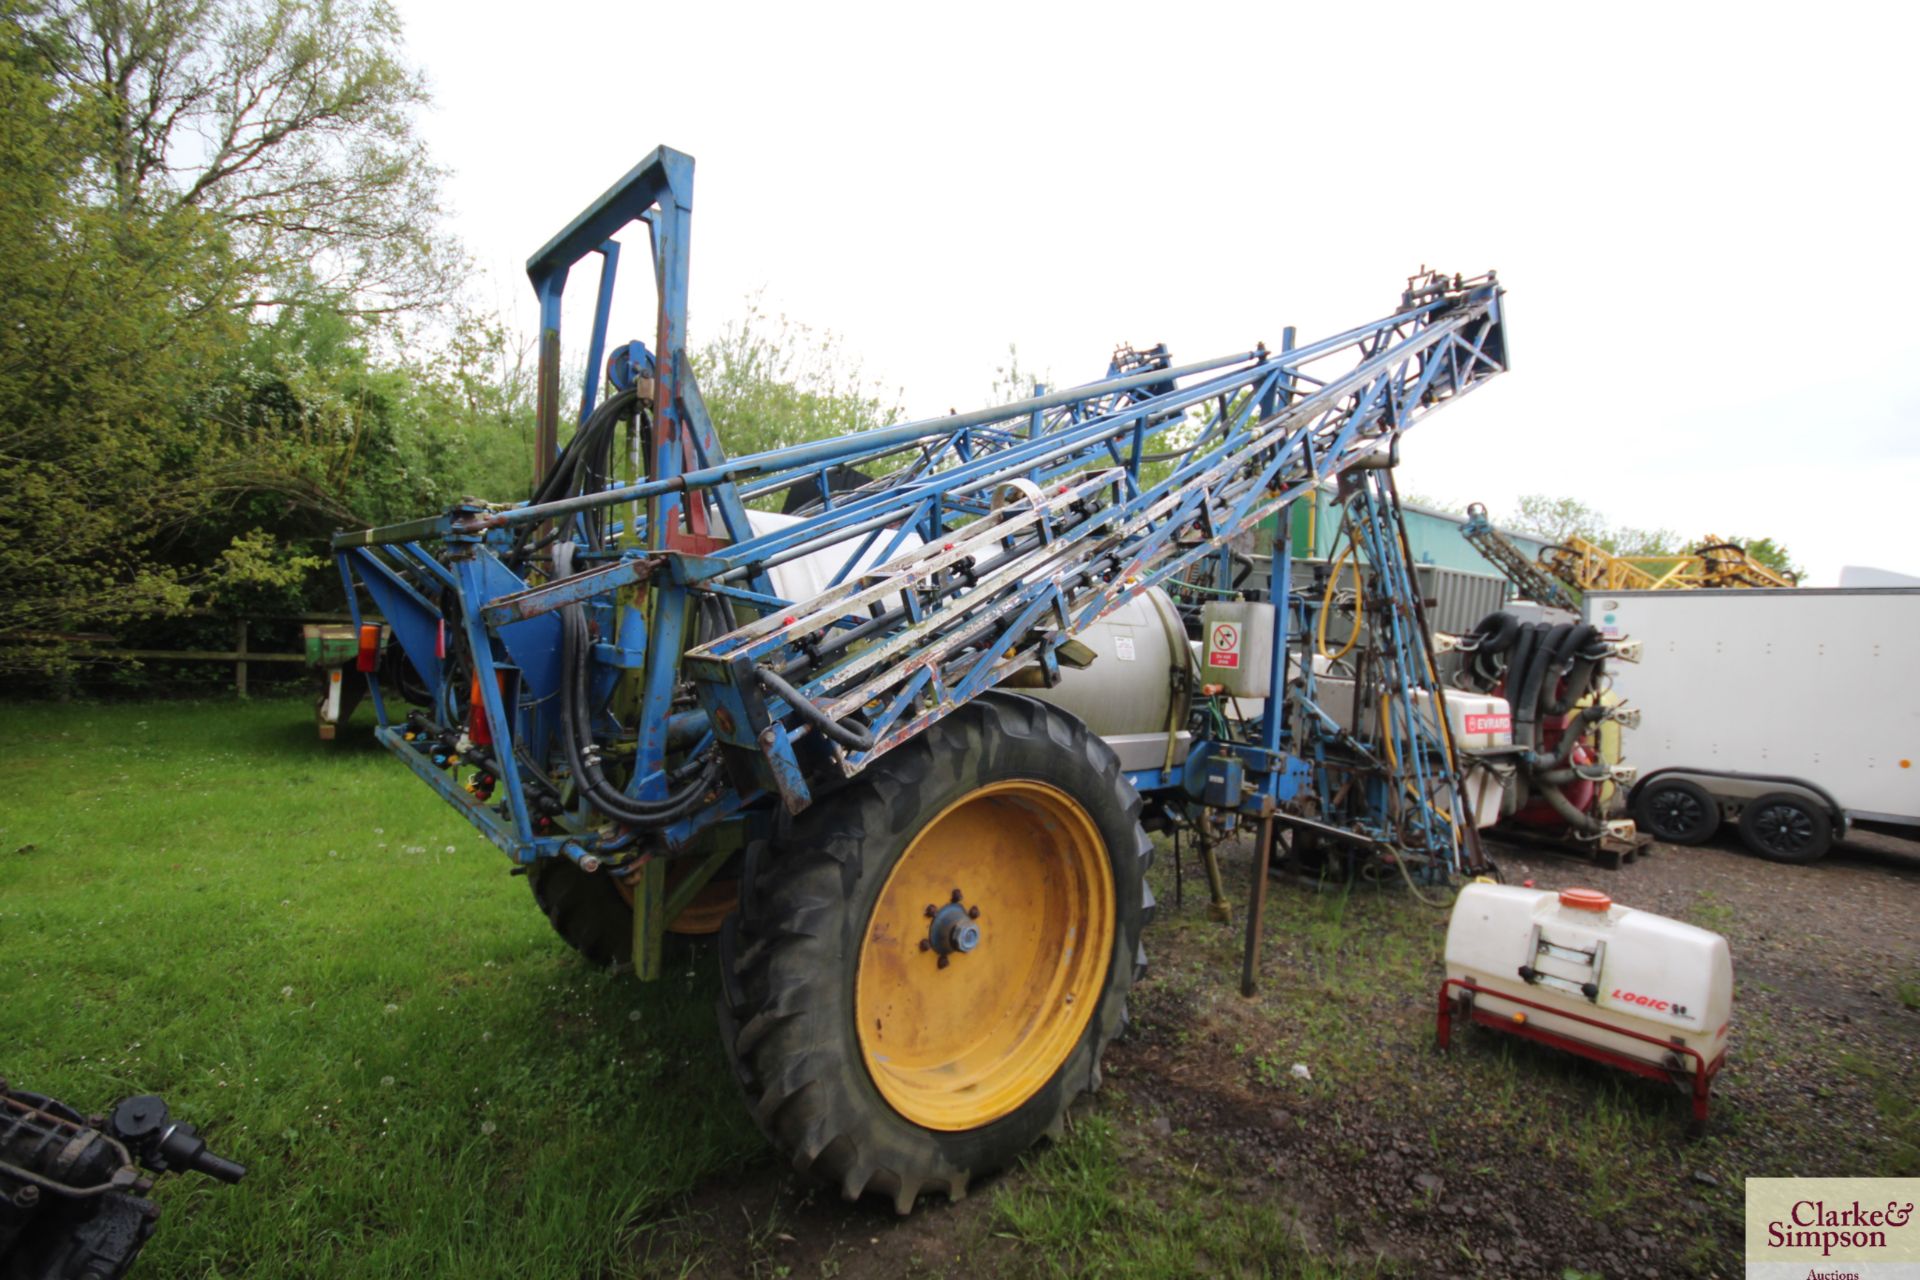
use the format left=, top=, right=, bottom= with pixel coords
left=1026, top=587, right=1192, bottom=770
left=1444, top=883, right=1732, bottom=1074
left=1198, top=600, right=1275, bottom=698
left=744, top=508, right=924, bottom=603
left=1291, top=664, right=1515, bottom=752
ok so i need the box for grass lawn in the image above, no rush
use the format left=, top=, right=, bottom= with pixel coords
left=0, top=697, right=762, bottom=1279
left=5, top=697, right=1915, bottom=1278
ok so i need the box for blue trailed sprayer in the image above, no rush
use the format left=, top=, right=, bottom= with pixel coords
left=332, top=146, right=1516, bottom=1211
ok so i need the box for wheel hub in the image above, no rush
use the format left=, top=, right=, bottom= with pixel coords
left=927, top=901, right=982, bottom=958
left=1761, top=806, right=1810, bottom=845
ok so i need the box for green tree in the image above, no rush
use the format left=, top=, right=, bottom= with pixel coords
left=1507, top=493, right=1608, bottom=546
left=0, top=0, right=463, bottom=678
left=1507, top=494, right=1678, bottom=556
left=693, top=299, right=904, bottom=461
left=0, top=18, right=242, bottom=669
left=19, top=0, right=460, bottom=314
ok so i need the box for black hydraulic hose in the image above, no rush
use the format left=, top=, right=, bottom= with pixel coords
left=755, top=666, right=876, bottom=751
left=534, top=387, right=638, bottom=510
left=1538, top=622, right=1587, bottom=706
left=548, top=538, right=717, bottom=828
left=1500, top=621, right=1539, bottom=724
left=1541, top=624, right=1606, bottom=716
left=558, top=603, right=716, bottom=825
left=560, top=610, right=721, bottom=832
left=776, top=605, right=904, bottom=678
left=1460, top=611, right=1518, bottom=692
left=1512, top=622, right=1568, bottom=748
left=698, top=594, right=735, bottom=647
left=1462, top=610, right=1519, bottom=656
left=1544, top=654, right=1598, bottom=717
left=570, top=607, right=714, bottom=791
left=514, top=387, right=643, bottom=558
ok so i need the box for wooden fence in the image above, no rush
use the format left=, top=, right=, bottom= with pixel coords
left=80, top=614, right=359, bottom=695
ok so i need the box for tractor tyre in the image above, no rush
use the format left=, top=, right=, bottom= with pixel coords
left=716, top=692, right=1149, bottom=1213
left=529, top=858, right=633, bottom=970
left=529, top=858, right=736, bottom=971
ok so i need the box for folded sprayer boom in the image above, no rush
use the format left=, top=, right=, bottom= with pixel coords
left=677, top=285, right=1507, bottom=814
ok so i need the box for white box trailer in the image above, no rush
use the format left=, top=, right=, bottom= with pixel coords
left=1585, top=587, right=1920, bottom=862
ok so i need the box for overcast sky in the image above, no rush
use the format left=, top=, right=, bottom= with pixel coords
left=391, top=1, right=1918, bottom=584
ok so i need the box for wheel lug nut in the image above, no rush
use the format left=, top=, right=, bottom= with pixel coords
left=924, top=904, right=936, bottom=918
left=967, top=905, right=980, bottom=919
left=937, top=954, right=950, bottom=969
left=918, top=939, right=930, bottom=951
left=950, top=888, right=963, bottom=903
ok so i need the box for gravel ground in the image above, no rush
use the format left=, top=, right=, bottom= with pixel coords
left=646, top=825, right=1920, bottom=1278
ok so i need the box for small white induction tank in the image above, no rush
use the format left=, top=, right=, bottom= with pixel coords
left=1444, top=883, right=1733, bottom=1074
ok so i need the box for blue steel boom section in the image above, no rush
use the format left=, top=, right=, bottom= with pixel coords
left=331, top=147, right=1507, bottom=887
left=676, top=286, right=1506, bottom=817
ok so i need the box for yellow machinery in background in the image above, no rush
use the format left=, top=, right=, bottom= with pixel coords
left=1463, top=506, right=1796, bottom=603
left=1539, top=535, right=1797, bottom=594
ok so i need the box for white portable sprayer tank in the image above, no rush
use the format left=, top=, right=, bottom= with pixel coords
left=1437, top=883, right=1733, bottom=1125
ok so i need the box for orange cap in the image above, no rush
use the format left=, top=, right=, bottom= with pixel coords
left=1558, top=888, right=1612, bottom=912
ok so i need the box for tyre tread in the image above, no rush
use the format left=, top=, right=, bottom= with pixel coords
left=716, top=694, right=1150, bottom=1213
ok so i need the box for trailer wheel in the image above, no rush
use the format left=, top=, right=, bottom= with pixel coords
left=717, top=692, right=1148, bottom=1212
left=1737, top=792, right=1833, bottom=864
left=529, top=859, right=735, bottom=970
left=1634, top=778, right=1720, bottom=845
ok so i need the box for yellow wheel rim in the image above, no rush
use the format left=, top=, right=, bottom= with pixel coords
left=855, top=780, right=1114, bottom=1131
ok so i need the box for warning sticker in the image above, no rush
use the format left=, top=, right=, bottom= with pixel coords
left=1208, top=622, right=1240, bottom=670
left=1114, top=634, right=1136, bottom=662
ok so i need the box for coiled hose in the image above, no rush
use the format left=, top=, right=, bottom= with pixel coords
left=1315, top=524, right=1365, bottom=663
left=1461, top=609, right=1615, bottom=836
left=510, top=386, right=644, bottom=563
left=551, top=541, right=718, bottom=829
left=557, top=603, right=717, bottom=826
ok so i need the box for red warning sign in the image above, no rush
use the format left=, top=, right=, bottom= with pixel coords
left=1207, top=622, right=1240, bottom=669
